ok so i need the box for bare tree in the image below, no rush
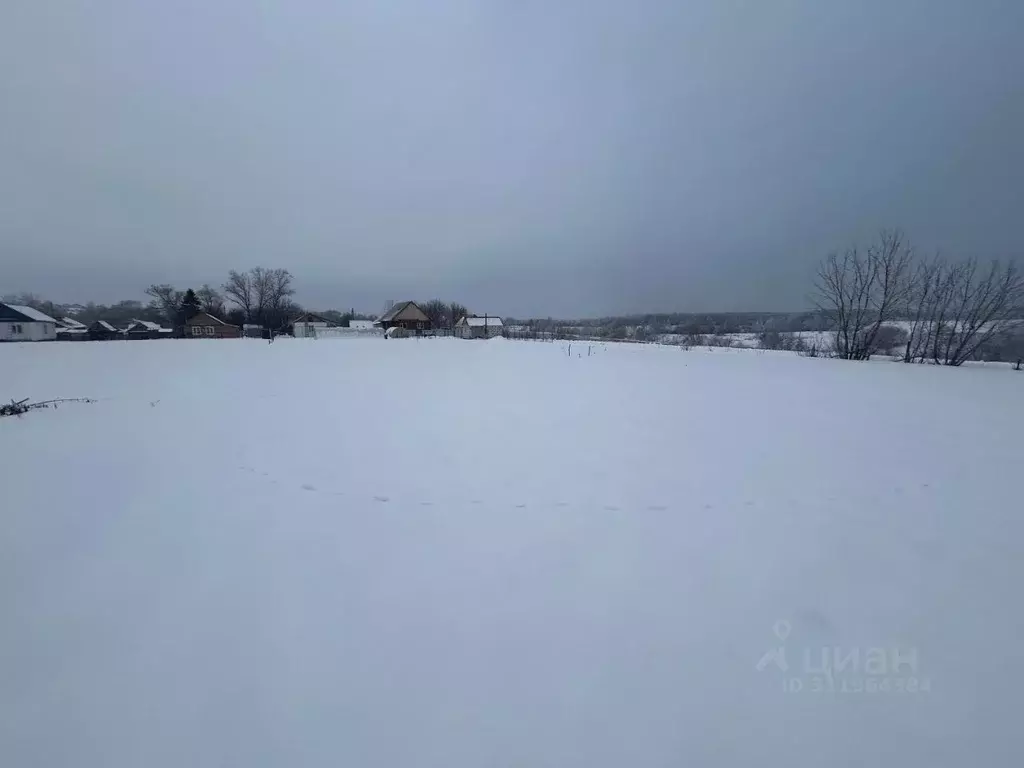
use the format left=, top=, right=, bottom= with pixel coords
left=264, top=268, right=295, bottom=324
left=196, top=284, right=225, bottom=317
left=223, top=270, right=254, bottom=321
left=249, top=267, right=294, bottom=324
left=899, top=255, right=943, bottom=362
left=448, top=302, right=468, bottom=327
left=263, top=298, right=301, bottom=330
left=252, top=268, right=273, bottom=321
left=421, top=299, right=448, bottom=329
left=223, top=268, right=293, bottom=324
left=931, top=259, right=1024, bottom=366
left=145, top=284, right=183, bottom=326
left=812, top=230, right=915, bottom=360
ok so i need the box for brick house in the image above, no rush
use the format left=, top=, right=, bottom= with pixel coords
left=184, top=312, right=241, bottom=339
left=374, top=301, right=431, bottom=335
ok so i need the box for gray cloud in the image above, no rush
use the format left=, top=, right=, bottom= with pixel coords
left=2, top=0, right=1022, bottom=317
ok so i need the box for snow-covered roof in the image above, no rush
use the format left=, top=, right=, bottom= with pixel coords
left=128, top=319, right=164, bottom=331
left=462, top=316, right=503, bottom=327
left=60, top=317, right=87, bottom=329
left=94, top=320, right=119, bottom=332
left=8, top=305, right=57, bottom=323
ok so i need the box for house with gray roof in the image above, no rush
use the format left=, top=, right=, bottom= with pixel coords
left=374, top=301, right=431, bottom=335
left=87, top=320, right=122, bottom=341
left=0, top=303, right=58, bottom=342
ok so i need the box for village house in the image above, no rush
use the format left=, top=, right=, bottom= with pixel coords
left=456, top=315, right=504, bottom=339
left=375, top=301, right=431, bottom=335
left=87, top=320, right=122, bottom=341
left=184, top=311, right=241, bottom=339
left=55, top=316, right=89, bottom=341
left=125, top=319, right=172, bottom=340
left=0, top=303, right=58, bottom=342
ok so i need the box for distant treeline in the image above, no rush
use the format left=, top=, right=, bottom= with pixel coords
left=504, top=311, right=834, bottom=340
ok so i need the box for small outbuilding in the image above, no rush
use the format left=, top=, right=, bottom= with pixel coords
left=456, top=315, right=504, bottom=339
left=292, top=312, right=338, bottom=338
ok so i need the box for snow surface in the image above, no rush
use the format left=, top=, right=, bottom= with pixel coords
left=2, top=337, right=1022, bottom=767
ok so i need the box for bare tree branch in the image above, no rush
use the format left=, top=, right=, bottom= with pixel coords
left=223, top=270, right=254, bottom=321
left=812, top=230, right=914, bottom=360
left=196, top=284, right=226, bottom=317
left=144, top=284, right=183, bottom=326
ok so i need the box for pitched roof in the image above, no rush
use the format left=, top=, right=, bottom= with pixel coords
left=292, top=312, right=337, bottom=326
left=186, top=311, right=231, bottom=326
left=59, top=317, right=87, bottom=329
left=7, top=304, right=57, bottom=323
left=379, top=301, right=428, bottom=323
left=91, top=320, right=119, bottom=332
left=378, top=302, right=405, bottom=322
left=461, top=316, right=503, bottom=327
left=127, top=319, right=166, bottom=331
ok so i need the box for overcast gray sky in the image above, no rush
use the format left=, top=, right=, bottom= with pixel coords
left=2, top=0, right=1022, bottom=317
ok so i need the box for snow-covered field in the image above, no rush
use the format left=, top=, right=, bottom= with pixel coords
left=2, top=337, right=1022, bottom=766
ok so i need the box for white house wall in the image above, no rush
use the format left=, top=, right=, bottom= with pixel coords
left=294, top=322, right=331, bottom=338
left=0, top=321, right=56, bottom=341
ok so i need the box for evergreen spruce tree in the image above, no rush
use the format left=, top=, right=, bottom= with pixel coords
left=180, top=289, right=202, bottom=320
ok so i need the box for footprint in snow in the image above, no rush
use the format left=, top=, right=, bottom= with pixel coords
left=374, top=496, right=390, bottom=503
left=301, top=484, right=317, bottom=492
left=419, top=501, right=433, bottom=506
left=555, top=502, right=570, bottom=508
left=603, top=505, right=621, bottom=512
left=515, top=504, right=527, bottom=509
